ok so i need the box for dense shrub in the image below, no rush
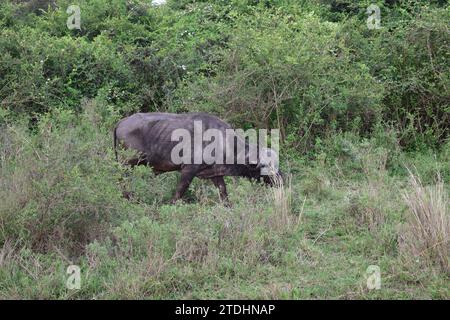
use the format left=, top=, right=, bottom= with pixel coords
left=381, top=8, right=450, bottom=148
left=0, top=0, right=448, bottom=299
left=174, top=9, right=384, bottom=151
left=0, top=104, right=137, bottom=255
left=1, top=0, right=448, bottom=150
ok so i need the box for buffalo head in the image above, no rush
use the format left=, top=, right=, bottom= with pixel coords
left=246, top=147, right=283, bottom=186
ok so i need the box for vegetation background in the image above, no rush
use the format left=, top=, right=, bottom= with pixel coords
left=0, top=0, right=448, bottom=299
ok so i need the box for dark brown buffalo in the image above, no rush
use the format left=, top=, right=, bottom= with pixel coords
left=114, top=112, right=280, bottom=204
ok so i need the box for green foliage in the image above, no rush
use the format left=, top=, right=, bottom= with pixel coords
left=1, top=0, right=448, bottom=149
left=0, top=0, right=449, bottom=299
left=381, top=8, right=450, bottom=148
left=175, top=9, right=384, bottom=151
left=0, top=103, right=135, bottom=255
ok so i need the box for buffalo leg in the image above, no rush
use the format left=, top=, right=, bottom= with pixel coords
left=171, top=171, right=195, bottom=204
left=211, top=176, right=230, bottom=206
left=120, top=155, right=148, bottom=200
left=126, top=155, right=148, bottom=168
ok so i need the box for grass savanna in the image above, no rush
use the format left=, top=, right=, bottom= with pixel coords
left=0, top=0, right=449, bottom=299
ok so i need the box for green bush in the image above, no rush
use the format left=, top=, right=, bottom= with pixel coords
left=1, top=0, right=447, bottom=150
left=174, top=8, right=384, bottom=151
left=0, top=105, right=137, bottom=255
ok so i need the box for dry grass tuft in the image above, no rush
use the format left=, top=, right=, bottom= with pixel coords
left=269, top=172, right=301, bottom=232
left=400, top=169, right=449, bottom=272
left=0, top=240, right=16, bottom=268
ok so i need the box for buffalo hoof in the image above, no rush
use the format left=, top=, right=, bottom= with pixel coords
left=122, top=190, right=134, bottom=200
left=223, top=200, right=232, bottom=208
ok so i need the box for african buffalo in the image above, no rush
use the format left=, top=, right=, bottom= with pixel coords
left=113, top=112, right=281, bottom=204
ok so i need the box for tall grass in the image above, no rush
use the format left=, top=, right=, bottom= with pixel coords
left=268, top=172, right=301, bottom=232
left=401, top=169, right=449, bottom=272
left=0, top=109, right=129, bottom=256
